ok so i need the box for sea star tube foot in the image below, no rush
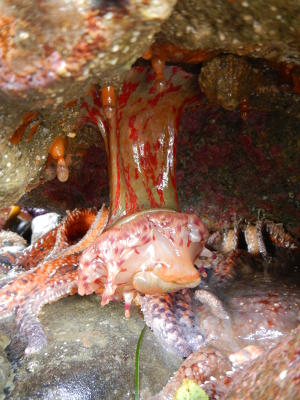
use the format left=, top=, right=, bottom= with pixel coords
left=194, top=289, right=230, bottom=320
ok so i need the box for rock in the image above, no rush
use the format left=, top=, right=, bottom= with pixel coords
left=31, top=213, right=62, bottom=243
left=160, top=0, right=300, bottom=63
left=1, top=295, right=182, bottom=399
left=0, top=332, right=12, bottom=397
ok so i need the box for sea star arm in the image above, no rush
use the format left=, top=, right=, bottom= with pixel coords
left=16, top=269, right=78, bottom=354
left=138, top=292, right=192, bottom=357
left=173, top=290, right=204, bottom=352
left=0, top=253, right=80, bottom=319
left=0, top=207, right=108, bottom=319
left=0, top=227, right=58, bottom=269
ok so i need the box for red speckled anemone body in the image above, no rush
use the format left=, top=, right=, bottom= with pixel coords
left=77, top=65, right=211, bottom=315
left=78, top=211, right=208, bottom=308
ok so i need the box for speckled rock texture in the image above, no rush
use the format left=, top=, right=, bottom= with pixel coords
left=0, top=332, right=12, bottom=398
left=0, top=0, right=176, bottom=111
left=0, top=295, right=182, bottom=399
left=159, top=0, right=300, bottom=63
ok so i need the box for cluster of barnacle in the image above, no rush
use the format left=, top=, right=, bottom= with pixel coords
left=207, top=217, right=299, bottom=263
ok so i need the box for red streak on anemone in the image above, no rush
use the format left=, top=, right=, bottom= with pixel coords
left=119, top=81, right=140, bottom=109
left=122, top=159, right=138, bottom=215
left=128, top=115, right=138, bottom=141
left=77, top=66, right=200, bottom=226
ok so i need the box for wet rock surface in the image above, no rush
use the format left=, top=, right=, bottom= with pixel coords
left=160, top=0, right=300, bottom=63
left=0, top=332, right=12, bottom=399
left=0, top=0, right=175, bottom=207
left=148, top=262, right=300, bottom=400
left=0, top=295, right=182, bottom=399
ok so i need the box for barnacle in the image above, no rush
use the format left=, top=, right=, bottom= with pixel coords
left=198, top=54, right=253, bottom=110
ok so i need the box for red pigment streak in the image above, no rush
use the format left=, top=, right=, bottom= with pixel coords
left=143, top=181, right=160, bottom=208
left=184, top=92, right=206, bottom=108
left=156, top=171, right=165, bottom=204
left=143, top=115, right=154, bottom=130
left=131, top=97, right=142, bottom=107
left=122, top=161, right=139, bottom=215
left=92, top=87, right=103, bottom=109
left=143, top=141, right=158, bottom=170
left=153, top=139, right=161, bottom=152
left=146, top=71, right=156, bottom=83
left=166, top=82, right=181, bottom=94
left=135, top=66, right=144, bottom=73
left=128, top=115, right=138, bottom=141
left=79, top=91, right=108, bottom=133
left=148, top=86, right=157, bottom=95
left=111, top=157, right=121, bottom=219
left=147, top=91, right=165, bottom=108
left=169, top=108, right=181, bottom=194
left=119, top=268, right=127, bottom=273
left=118, top=80, right=140, bottom=109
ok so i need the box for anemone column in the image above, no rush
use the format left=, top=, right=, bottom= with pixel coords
left=78, top=65, right=210, bottom=313
left=81, top=65, right=200, bottom=226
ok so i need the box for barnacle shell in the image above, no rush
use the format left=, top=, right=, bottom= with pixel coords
left=198, top=54, right=253, bottom=110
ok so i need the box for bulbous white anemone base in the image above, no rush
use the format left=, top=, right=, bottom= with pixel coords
left=78, top=210, right=210, bottom=316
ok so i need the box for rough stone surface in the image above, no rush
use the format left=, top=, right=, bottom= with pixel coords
left=160, top=0, right=300, bottom=63
left=0, top=0, right=176, bottom=112
left=0, top=0, right=177, bottom=208
left=0, top=295, right=182, bottom=399
left=0, top=332, right=12, bottom=398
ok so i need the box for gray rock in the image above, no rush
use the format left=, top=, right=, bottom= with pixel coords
left=1, top=294, right=182, bottom=399
left=0, top=332, right=12, bottom=399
